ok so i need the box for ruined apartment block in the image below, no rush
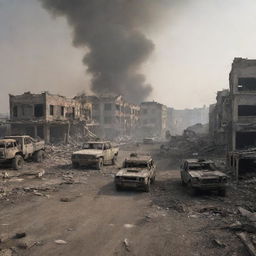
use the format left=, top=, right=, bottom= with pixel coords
left=229, top=58, right=256, bottom=151
left=140, top=101, right=168, bottom=139
left=168, top=106, right=209, bottom=136
left=85, top=95, right=140, bottom=139
left=9, top=92, right=92, bottom=143
left=209, top=89, right=231, bottom=146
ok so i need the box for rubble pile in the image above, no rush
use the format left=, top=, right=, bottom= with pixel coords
left=160, top=134, right=225, bottom=158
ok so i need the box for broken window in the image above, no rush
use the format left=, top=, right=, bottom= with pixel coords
left=238, top=105, right=256, bottom=116
left=34, top=104, right=44, bottom=117
left=238, top=78, right=256, bottom=91
left=61, top=106, right=65, bottom=116
left=104, top=103, right=112, bottom=111
left=13, top=106, right=18, bottom=117
left=72, top=107, right=75, bottom=119
left=50, top=105, right=54, bottom=116
left=236, top=132, right=256, bottom=149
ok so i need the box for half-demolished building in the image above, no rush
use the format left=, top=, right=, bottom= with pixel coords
left=9, top=92, right=92, bottom=143
left=139, top=101, right=168, bottom=139
left=84, top=95, right=140, bottom=139
left=210, top=58, right=256, bottom=179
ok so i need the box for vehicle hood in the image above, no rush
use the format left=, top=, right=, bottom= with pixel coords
left=72, top=149, right=103, bottom=156
left=189, top=170, right=227, bottom=179
left=116, top=168, right=149, bottom=178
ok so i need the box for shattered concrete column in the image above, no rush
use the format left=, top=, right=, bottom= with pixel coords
left=34, top=126, right=37, bottom=138
left=44, top=124, right=50, bottom=144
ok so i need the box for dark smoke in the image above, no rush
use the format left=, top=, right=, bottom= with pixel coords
left=39, top=0, right=170, bottom=103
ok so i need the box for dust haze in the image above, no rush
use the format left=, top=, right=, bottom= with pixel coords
left=39, top=0, right=174, bottom=103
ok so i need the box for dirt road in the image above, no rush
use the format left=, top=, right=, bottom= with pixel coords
left=0, top=143, right=252, bottom=256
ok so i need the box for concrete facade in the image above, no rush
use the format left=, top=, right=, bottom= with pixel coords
left=209, top=89, right=231, bottom=147
left=139, top=101, right=168, bottom=139
left=9, top=92, right=92, bottom=143
left=168, top=106, right=209, bottom=135
left=85, top=95, right=140, bottom=139
left=229, top=58, right=256, bottom=150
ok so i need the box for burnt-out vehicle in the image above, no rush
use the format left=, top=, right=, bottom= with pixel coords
left=71, top=141, right=119, bottom=170
left=115, top=153, right=156, bottom=192
left=180, top=159, right=228, bottom=196
left=0, top=135, right=46, bottom=170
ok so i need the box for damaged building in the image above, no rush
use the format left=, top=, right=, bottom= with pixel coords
left=229, top=58, right=256, bottom=151
left=210, top=58, right=256, bottom=179
left=85, top=95, right=140, bottom=139
left=168, top=106, right=209, bottom=136
left=9, top=92, right=92, bottom=143
left=209, top=89, right=231, bottom=147
left=139, top=101, right=168, bottom=139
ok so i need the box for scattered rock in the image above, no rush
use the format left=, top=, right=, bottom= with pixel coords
left=54, top=240, right=67, bottom=245
left=13, top=232, right=26, bottom=239
left=0, top=249, right=12, bottom=256
left=60, top=197, right=74, bottom=202
left=213, top=239, right=226, bottom=248
left=124, top=224, right=135, bottom=229
left=237, top=232, right=256, bottom=256
left=123, top=238, right=130, bottom=252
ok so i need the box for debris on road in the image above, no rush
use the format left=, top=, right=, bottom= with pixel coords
left=237, top=232, right=256, bottom=256
left=54, top=240, right=67, bottom=245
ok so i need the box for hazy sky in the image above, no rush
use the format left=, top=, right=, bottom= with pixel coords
left=1, top=0, right=256, bottom=113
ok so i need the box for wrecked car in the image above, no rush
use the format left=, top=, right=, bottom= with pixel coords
left=0, top=135, right=46, bottom=170
left=180, top=159, right=228, bottom=196
left=115, top=153, right=156, bottom=192
left=71, top=141, right=119, bottom=170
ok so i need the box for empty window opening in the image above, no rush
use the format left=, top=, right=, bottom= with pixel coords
left=50, top=125, right=66, bottom=143
left=13, top=106, right=18, bottom=117
left=236, top=132, right=256, bottom=149
left=238, top=105, right=256, bottom=116
left=50, top=105, right=54, bottom=116
left=37, top=126, right=44, bottom=139
left=61, top=106, right=65, bottom=116
left=238, top=159, right=256, bottom=175
left=238, top=78, right=256, bottom=91
left=34, top=104, right=44, bottom=117
left=72, top=107, right=75, bottom=119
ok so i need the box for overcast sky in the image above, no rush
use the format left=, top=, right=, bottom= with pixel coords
left=1, top=0, right=256, bottom=113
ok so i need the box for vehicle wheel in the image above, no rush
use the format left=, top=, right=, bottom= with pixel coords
left=12, top=155, right=24, bottom=170
left=96, top=158, right=103, bottom=170
left=218, top=188, right=226, bottom=197
left=144, top=180, right=150, bottom=192
left=115, top=184, right=122, bottom=191
left=72, top=162, right=79, bottom=169
left=112, top=155, right=117, bottom=165
left=34, top=150, right=45, bottom=163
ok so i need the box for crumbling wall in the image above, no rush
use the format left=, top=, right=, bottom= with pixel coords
left=9, top=92, right=45, bottom=121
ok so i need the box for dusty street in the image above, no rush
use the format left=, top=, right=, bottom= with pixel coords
left=0, top=143, right=253, bottom=256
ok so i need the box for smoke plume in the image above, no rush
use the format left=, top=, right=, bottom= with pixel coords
left=39, top=0, right=169, bottom=103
